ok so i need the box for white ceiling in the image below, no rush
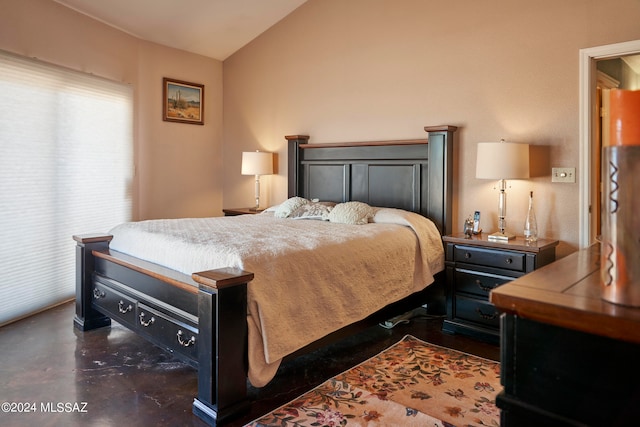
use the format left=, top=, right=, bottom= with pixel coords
left=53, top=0, right=307, bottom=61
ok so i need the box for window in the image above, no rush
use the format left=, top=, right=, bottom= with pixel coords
left=0, top=51, right=134, bottom=326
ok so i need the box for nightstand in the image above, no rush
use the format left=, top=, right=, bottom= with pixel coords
left=222, top=207, right=261, bottom=216
left=442, top=233, right=559, bottom=342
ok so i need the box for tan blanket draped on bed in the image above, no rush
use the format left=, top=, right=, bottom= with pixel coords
left=108, top=208, right=444, bottom=387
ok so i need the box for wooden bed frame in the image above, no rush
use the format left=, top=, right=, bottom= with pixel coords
left=73, top=125, right=456, bottom=426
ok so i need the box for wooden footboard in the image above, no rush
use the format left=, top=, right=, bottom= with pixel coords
left=73, top=234, right=254, bottom=425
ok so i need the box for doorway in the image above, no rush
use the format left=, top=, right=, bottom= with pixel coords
left=579, top=40, right=640, bottom=248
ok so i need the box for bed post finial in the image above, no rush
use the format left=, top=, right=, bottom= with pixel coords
left=286, top=135, right=310, bottom=198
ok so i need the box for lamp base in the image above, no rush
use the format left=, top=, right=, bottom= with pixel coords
left=488, top=231, right=516, bottom=242
left=249, top=207, right=265, bottom=212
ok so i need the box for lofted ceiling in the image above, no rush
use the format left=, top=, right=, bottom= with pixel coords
left=53, top=0, right=307, bottom=61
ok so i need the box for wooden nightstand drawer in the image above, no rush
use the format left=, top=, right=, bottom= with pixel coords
left=456, top=269, right=514, bottom=298
left=455, top=294, right=500, bottom=329
left=454, top=245, right=525, bottom=272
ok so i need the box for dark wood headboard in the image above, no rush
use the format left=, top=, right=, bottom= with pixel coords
left=286, top=125, right=457, bottom=235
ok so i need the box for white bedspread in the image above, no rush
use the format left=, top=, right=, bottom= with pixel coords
left=108, top=208, right=444, bottom=386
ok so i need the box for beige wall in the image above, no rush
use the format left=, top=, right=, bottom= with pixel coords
left=223, top=0, right=640, bottom=257
left=0, top=0, right=224, bottom=221
left=137, top=45, right=223, bottom=220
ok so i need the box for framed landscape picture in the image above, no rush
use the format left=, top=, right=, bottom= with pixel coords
left=163, top=78, right=204, bottom=125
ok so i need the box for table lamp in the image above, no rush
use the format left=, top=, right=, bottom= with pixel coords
left=476, top=140, right=529, bottom=241
left=241, top=150, right=273, bottom=211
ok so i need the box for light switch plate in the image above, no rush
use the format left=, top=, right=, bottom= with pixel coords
left=552, top=167, right=576, bottom=183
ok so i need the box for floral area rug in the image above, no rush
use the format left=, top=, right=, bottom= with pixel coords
left=246, top=335, right=501, bottom=426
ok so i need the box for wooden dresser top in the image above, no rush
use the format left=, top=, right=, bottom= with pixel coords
left=490, top=244, right=640, bottom=344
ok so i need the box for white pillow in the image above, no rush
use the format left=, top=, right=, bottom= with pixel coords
left=328, top=201, right=374, bottom=225
left=274, top=197, right=309, bottom=218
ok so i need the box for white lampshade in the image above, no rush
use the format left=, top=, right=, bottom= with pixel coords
left=241, top=151, right=273, bottom=176
left=475, top=140, right=530, bottom=242
left=476, top=141, right=529, bottom=180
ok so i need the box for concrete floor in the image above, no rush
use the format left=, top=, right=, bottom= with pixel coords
left=0, top=301, right=498, bottom=427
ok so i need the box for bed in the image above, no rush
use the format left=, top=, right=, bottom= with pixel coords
left=73, top=125, right=457, bottom=426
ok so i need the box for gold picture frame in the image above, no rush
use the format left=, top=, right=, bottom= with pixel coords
left=162, top=78, right=204, bottom=125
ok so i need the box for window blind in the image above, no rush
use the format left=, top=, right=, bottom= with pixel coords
left=0, top=51, right=134, bottom=326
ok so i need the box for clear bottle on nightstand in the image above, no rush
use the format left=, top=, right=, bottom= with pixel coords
left=524, top=191, right=538, bottom=243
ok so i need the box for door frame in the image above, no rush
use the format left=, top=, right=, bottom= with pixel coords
left=579, top=39, right=640, bottom=248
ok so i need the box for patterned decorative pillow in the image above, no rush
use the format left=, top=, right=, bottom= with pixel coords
left=328, top=201, right=374, bottom=225
left=274, top=197, right=309, bottom=218
left=289, top=201, right=336, bottom=220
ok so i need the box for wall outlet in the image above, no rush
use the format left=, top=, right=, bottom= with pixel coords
left=552, top=167, right=576, bottom=183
